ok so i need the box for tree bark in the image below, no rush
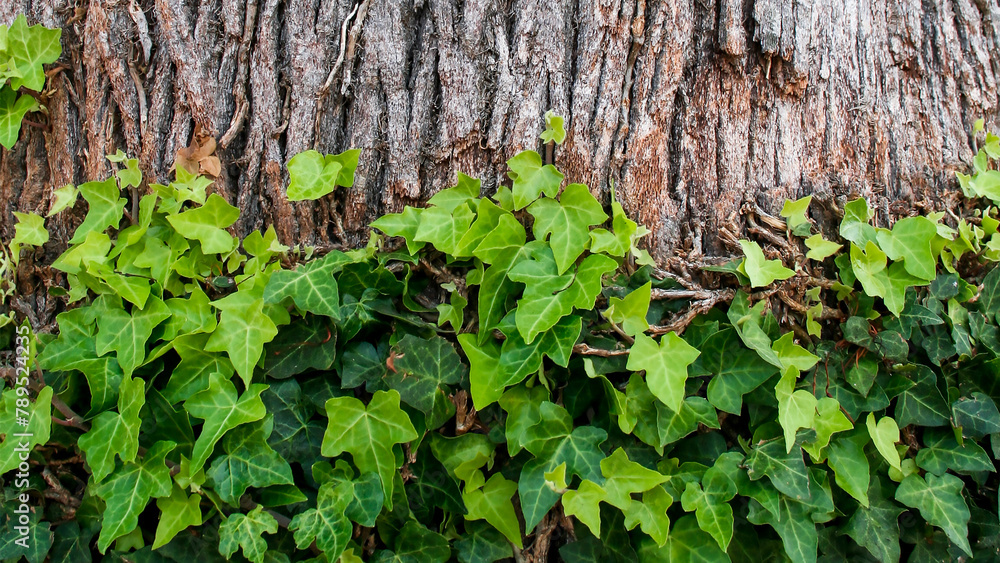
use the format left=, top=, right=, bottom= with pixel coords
left=2, top=0, right=998, bottom=261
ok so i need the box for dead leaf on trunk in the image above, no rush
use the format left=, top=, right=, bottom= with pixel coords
left=174, top=124, right=222, bottom=177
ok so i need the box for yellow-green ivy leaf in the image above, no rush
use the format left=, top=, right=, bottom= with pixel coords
left=286, top=149, right=360, bottom=201
left=626, top=333, right=701, bottom=413
left=739, top=240, right=794, bottom=287
left=166, top=194, right=239, bottom=254
left=540, top=110, right=566, bottom=144
left=865, top=413, right=901, bottom=472
left=804, top=234, right=842, bottom=261
left=507, top=150, right=563, bottom=210
left=528, top=183, right=607, bottom=274
left=604, top=282, right=651, bottom=337
left=153, top=485, right=203, bottom=549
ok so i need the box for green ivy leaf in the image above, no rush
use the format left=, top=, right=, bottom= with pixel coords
left=288, top=481, right=352, bottom=557
left=498, top=385, right=548, bottom=456
left=747, top=495, right=818, bottom=563
left=604, top=281, right=651, bottom=336
left=153, top=485, right=203, bottom=550
left=455, top=521, right=512, bottom=563
left=206, top=417, right=294, bottom=505
left=94, top=297, right=170, bottom=376
left=825, top=430, right=871, bottom=507
left=739, top=240, right=794, bottom=287
left=371, top=207, right=426, bottom=255
left=602, top=448, right=669, bottom=507
left=94, top=441, right=175, bottom=553
left=454, top=198, right=510, bottom=257
left=589, top=189, right=646, bottom=260
left=0, top=87, right=38, bottom=149
left=894, top=472, right=972, bottom=557
left=635, top=515, right=729, bottom=562
left=562, top=480, right=607, bottom=538
left=286, top=149, right=360, bottom=200
left=10, top=212, right=48, bottom=259
left=262, top=315, right=338, bottom=379
left=623, top=485, right=673, bottom=547
left=0, top=386, right=52, bottom=474
left=841, top=198, right=877, bottom=247
left=518, top=402, right=606, bottom=531
left=413, top=204, right=476, bottom=256
left=5, top=14, right=61, bottom=91
left=842, top=479, right=903, bottom=563
left=746, top=438, right=810, bottom=501
left=386, top=334, right=466, bottom=423
left=625, top=374, right=719, bottom=450
left=876, top=216, right=938, bottom=281
left=780, top=196, right=812, bottom=234
left=78, top=376, right=144, bottom=482
left=775, top=367, right=818, bottom=453
left=508, top=246, right=577, bottom=343
left=427, top=172, right=481, bottom=211
left=564, top=449, right=667, bottom=538
left=679, top=453, right=740, bottom=551
left=801, top=397, right=852, bottom=459
left=47, top=184, right=80, bottom=216
left=626, top=332, right=700, bottom=413
left=430, top=433, right=494, bottom=484
left=377, top=521, right=452, bottom=563
left=804, top=234, right=842, bottom=261
left=69, top=177, right=126, bottom=244
left=915, top=428, right=994, bottom=476
left=895, top=364, right=950, bottom=428
left=166, top=193, right=239, bottom=254
left=321, top=390, right=418, bottom=508
left=702, top=327, right=779, bottom=414
left=541, top=110, right=567, bottom=144
left=184, top=372, right=268, bottom=475
left=218, top=505, right=278, bottom=563
left=0, top=506, right=52, bottom=563
left=473, top=214, right=527, bottom=264
left=528, top=183, right=607, bottom=274
left=263, top=250, right=349, bottom=318
left=952, top=392, right=1000, bottom=438
left=463, top=471, right=523, bottom=549
left=866, top=413, right=901, bottom=471
left=162, top=334, right=234, bottom=403
left=727, top=291, right=783, bottom=368
left=507, top=150, right=563, bottom=210
left=206, top=290, right=279, bottom=385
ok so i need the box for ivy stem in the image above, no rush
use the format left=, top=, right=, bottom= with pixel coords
left=607, top=319, right=635, bottom=345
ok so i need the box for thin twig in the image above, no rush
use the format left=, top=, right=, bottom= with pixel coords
left=572, top=343, right=630, bottom=357
left=650, top=289, right=736, bottom=335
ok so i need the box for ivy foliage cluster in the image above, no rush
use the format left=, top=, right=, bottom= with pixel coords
left=3, top=104, right=1000, bottom=563
left=0, top=14, right=60, bottom=149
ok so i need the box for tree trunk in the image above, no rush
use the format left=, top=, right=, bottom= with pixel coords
left=2, top=0, right=998, bottom=261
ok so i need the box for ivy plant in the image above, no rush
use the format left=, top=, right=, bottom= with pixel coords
left=1, top=112, right=1000, bottom=563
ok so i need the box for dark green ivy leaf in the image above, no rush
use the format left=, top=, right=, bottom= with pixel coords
left=262, top=315, right=338, bottom=379
left=745, top=438, right=811, bottom=501
left=952, top=392, right=1000, bottom=438
left=206, top=417, right=295, bottom=506
left=455, top=521, right=513, bottom=563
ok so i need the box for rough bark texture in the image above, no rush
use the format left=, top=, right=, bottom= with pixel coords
left=3, top=0, right=999, bottom=261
